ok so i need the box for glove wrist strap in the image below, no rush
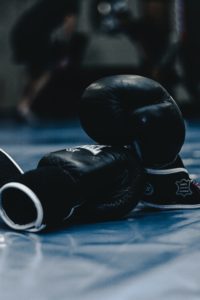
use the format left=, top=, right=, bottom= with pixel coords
left=143, top=168, right=200, bottom=209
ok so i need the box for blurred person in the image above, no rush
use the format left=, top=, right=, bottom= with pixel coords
left=121, top=0, right=178, bottom=91
left=91, top=0, right=200, bottom=115
left=91, top=0, right=179, bottom=93
left=177, top=0, right=200, bottom=114
left=10, top=0, right=88, bottom=121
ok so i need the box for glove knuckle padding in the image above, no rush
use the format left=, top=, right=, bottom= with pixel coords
left=79, top=75, right=185, bottom=166
left=38, top=146, right=144, bottom=221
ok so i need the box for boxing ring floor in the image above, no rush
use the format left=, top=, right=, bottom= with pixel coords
left=0, top=118, right=199, bottom=300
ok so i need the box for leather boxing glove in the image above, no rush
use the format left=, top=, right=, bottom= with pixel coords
left=0, top=145, right=144, bottom=232
left=79, top=75, right=200, bottom=208
left=79, top=74, right=185, bottom=167
left=0, top=148, right=23, bottom=187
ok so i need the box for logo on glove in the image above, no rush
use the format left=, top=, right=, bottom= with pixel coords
left=175, top=179, right=192, bottom=197
left=144, top=183, right=154, bottom=196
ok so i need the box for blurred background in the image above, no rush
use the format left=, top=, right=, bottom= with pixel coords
left=0, top=0, right=200, bottom=122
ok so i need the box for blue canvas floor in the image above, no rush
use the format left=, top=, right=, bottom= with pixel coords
left=0, top=118, right=199, bottom=300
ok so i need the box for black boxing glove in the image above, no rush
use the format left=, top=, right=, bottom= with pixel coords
left=79, top=75, right=200, bottom=208
left=79, top=75, right=185, bottom=167
left=0, top=145, right=144, bottom=232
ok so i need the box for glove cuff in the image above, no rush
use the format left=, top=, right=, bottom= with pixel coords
left=143, top=167, right=200, bottom=209
left=0, top=166, right=81, bottom=232
left=0, top=182, right=45, bottom=232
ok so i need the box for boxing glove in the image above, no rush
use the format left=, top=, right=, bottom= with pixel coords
left=0, top=145, right=144, bottom=232
left=0, top=148, right=23, bottom=187
left=79, top=74, right=185, bottom=167
left=79, top=75, right=200, bottom=208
